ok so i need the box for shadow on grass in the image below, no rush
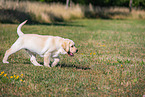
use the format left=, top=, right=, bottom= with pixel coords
left=23, top=61, right=91, bottom=70
left=85, top=10, right=130, bottom=19
left=59, top=63, right=91, bottom=70
left=39, top=22, right=85, bottom=27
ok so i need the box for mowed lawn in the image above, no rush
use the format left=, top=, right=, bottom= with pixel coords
left=0, top=19, right=145, bottom=96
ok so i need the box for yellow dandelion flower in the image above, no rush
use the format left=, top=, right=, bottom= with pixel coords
left=21, top=74, right=23, bottom=77
left=16, top=76, right=19, bottom=79
left=4, top=74, right=7, bottom=77
left=14, top=74, right=16, bottom=78
left=7, top=77, right=9, bottom=79
left=0, top=74, right=3, bottom=76
left=1, top=71, right=4, bottom=74
left=93, top=53, right=96, bottom=55
left=20, top=79, right=23, bottom=82
left=121, top=65, right=123, bottom=67
left=100, top=44, right=106, bottom=47
left=10, top=76, right=13, bottom=78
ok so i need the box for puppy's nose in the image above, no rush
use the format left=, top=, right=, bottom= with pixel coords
left=76, top=49, right=78, bottom=53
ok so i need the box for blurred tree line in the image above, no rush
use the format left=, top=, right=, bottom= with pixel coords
left=2, top=0, right=145, bottom=9
left=33, top=0, right=145, bottom=9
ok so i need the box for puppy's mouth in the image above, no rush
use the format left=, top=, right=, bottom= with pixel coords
left=67, top=51, right=74, bottom=56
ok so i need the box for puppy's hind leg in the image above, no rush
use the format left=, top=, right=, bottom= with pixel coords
left=51, top=57, right=60, bottom=67
left=26, top=50, right=42, bottom=66
left=3, top=39, right=22, bottom=63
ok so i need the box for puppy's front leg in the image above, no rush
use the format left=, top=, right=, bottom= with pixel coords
left=44, top=52, right=51, bottom=67
left=51, top=57, right=60, bottom=67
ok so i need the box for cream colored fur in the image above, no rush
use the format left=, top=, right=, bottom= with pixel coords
left=3, top=20, right=78, bottom=67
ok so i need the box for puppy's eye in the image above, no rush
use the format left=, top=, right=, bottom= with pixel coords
left=71, top=45, right=74, bottom=47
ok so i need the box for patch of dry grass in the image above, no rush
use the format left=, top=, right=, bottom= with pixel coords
left=0, top=1, right=83, bottom=23
left=0, top=1, right=145, bottom=23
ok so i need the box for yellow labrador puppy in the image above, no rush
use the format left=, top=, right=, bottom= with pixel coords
left=3, top=20, right=78, bottom=67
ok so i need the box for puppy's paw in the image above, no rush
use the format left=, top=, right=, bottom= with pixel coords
left=44, top=65, right=51, bottom=68
left=3, top=60, right=9, bottom=64
left=33, top=63, right=43, bottom=66
left=37, top=64, right=43, bottom=66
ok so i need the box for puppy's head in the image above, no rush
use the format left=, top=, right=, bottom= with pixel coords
left=62, top=39, right=78, bottom=56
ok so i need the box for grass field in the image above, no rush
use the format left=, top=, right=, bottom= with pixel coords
left=0, top=19, right=145, bottom=96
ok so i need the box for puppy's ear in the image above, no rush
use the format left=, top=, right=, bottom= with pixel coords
left=62, top=40, right=70, bottom=52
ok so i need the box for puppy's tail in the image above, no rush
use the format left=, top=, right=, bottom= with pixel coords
left=17, top=20, right=27, bottom=36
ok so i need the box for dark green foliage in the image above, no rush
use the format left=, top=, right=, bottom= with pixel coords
left=31, top=0, right=145, bottom=8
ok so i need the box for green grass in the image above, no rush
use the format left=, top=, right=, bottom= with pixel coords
left=0, top=19, right=145, bottom=96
